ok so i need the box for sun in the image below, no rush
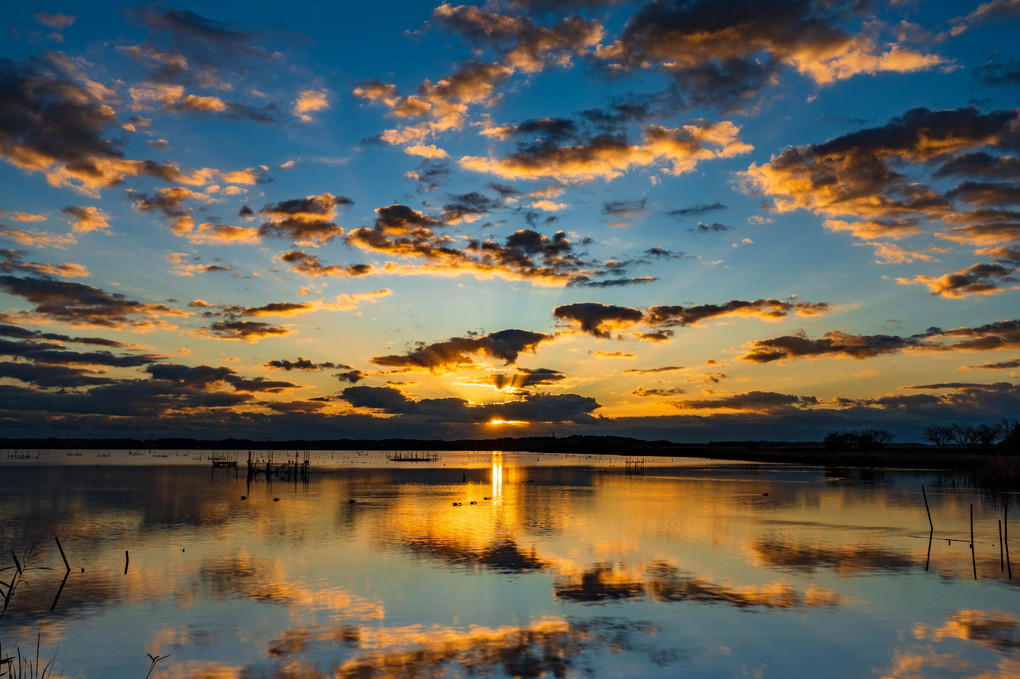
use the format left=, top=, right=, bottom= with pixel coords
left=487, top=418, right=527, bottom=426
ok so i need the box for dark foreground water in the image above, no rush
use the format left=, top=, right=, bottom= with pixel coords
left=1, top=450, right=1018, bottom=678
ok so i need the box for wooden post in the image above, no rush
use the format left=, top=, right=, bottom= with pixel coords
left=1001, top=519, right=1005, bottom=572
left=971, top=504, right=977, bottom=580
left=124, top=550, right=129, bottom=575
left=922, top=486, right=933, bottom=532
left=1006, top=506, right=1012, bottom=579
left=55, top=536, right=70, bottom=572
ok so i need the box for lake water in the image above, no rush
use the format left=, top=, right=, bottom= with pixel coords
left=1, top=450, right=1018, bottom=678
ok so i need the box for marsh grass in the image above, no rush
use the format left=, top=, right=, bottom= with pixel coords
left=0, top=633, right=58, bottom=679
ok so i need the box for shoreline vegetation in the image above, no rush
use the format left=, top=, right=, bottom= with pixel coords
left=2, top=426, right=1017, bottom=488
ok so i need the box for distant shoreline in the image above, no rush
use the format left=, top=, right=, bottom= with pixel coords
left=0, top=433, right=1010, bottom=466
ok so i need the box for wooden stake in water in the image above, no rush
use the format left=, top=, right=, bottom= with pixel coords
left=1006, top=506, right=1012, bottom=579
left=124, top=550, right=129, bottom=575
left=971, top=504, right=977, bottom=580
left=54, top=536, right=70, bottom=572
left=1001, top=519, right=1005, bottom=572
left=922, top=486, right=933, bottom=532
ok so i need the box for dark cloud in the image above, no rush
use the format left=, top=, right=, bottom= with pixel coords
left=631, top=386, right=685, bottom=397
left=371, top=329, right=553, bottom=371
left=0, top=361, right=114, bottom=388
left=432, top=4, right=603, bottom=73
left=225, top=301, right=313, bottom=317
left=1, top=249, right=87, bottom=278
left=677, top=390, right=818, bottom=413
left=259, top=193, right=352, bottom=244
left=602, top=0, right=942, bottom=107
left=264, top=357, right=338, bottom=371
left=487, top=367, right=567, bottom=391
left=203, top=319, right=291, bottom=342
left=694, top=221, right=731, bottom=233
left=0, top=274, right=180, bottom=328
left=747, top=107, right=1020, bottom=246
left=406, top=160, right=452, bottom=191
left=622, top=366, right=683, bottom=374
left=966, top=359, right=1020, bottom=371
left=0, top=322, right=127, bottom=348
left=602, top=197, right=647, bottom=216
left=742, top=321, right=1020, bottom=364
left=125, top=7, right=276, bottom=75
left=974, top=57, right=1020, bottom=87
left=146, top=363, right=234, bottom=386
left=280, top=251, right=373, bottom=278
left=645, top=299, right=830, bottom=327
left=335, top=369, right=367, bottom=384
left=147, top=362, right=297, bottom=393
left=934, top=152, right=1020, bottom=180
left=898, top=262, right=1017, bottom=298
left=667, top=202, right=727, bottom=218
left=348, top=213, right=600, bottom=285
left=0, top=337, right=159, bottom=367
left=225, top=376, right=297, bottom=393
left=441, top=192, right=502, bottom=223
left=741, top=330, right=920, bottom=363
left=0, top=57, right=180, bottom=191
left=571, top=276, right=657, bottom=288
left=554, top=302, right=644, bottom=337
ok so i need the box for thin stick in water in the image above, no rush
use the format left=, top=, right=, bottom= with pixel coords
left=1006, top=506, right=1012, bottom=579
left=54, top=536, right=70, bottom=572
left=922, top=486, right=933, bottom=532
left=124, top=550, right=129, bottom=575
left=971, top=504, right=977, bottom=580
left=1000, top=519, right=1005, bottom=572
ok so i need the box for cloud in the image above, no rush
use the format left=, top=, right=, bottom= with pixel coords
left=745, top=106, right=1020, bottom=246
left=631, top=386, right=685, bottom=397
left=0, top=226, right=77, bottom=249
left=0, top=57, right=183, bottom=192
left=280, top=251, right=374, bottom=278
left=741, top=330, right=921, bottom=363
left=0, top=361, right=113, bottom=388
left=433, top=4, right=604, bottom=73
left=342, top=385, right=600, bottom=424
left=347, top=208, right=605, bottom=285
left=964, top=358, right=1020, bottom=371
left=974, top=56, right=1020, bottom=87
left=371, top=329, right=553, bottom=372
left=264, top=357, right=338, bottom=371
left=0, top=274, right=185, bottom=328
left=167, top=252, right=234, bottom=277
left=460, top=120, right=751, bottom=182
left=554, top=302, right=644, bottom=338
left=258, top=193, right=353, bottom=245
left=622, top=365, right=682, bottom=374
left=201, top=319, right=291, bottom=342
left=742, top=320, right=1020, bottom=363
left=600, top=0, right=945, bottom=106
left=897, top=263, right=1017, bottom=298
left=293, top=89, right=331, bottom=122
left=35, top=13, right=75, bottom=29
left=1, top=249, right=89, bottom=278
left=442, top=192, right=502, bottom=224
left=645, top=299, right=830, bottom=327
left=675, top=390, right=818, bottom=414
left=602, top=197, right=647, bottom=218
left=61, top=206, right=111, bottom=233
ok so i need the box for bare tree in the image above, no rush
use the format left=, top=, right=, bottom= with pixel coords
left=921, top=425, right=954, bottom=448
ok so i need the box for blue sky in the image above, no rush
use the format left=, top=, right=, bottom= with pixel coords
left=0, top=1, right=1017, bottom=441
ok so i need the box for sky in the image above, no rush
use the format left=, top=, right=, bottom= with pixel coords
left=0, top=0, right=1018, bottom=443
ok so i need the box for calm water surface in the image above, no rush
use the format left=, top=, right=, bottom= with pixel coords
left=1, top=450, right=1018, bottom=678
